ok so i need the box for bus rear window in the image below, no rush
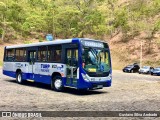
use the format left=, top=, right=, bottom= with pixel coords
left=5, top=49, right=15, bottom=61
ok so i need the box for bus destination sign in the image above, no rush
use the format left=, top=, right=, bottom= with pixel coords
left=82, top=41, right=104, bottom=48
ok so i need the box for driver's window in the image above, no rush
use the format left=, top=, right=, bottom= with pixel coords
left=105, top=52, right=109, bottom=65
left=100, top=52, right=104, bottom=63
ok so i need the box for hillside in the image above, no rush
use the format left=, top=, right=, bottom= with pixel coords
left=110, top=32, right=160, bottom=69
left=0, top=0, right=160, bottom=69
left=1, top=34, right=160, bottom=70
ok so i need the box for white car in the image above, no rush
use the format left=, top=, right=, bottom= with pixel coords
left=139, top=66, right=154, bottom=74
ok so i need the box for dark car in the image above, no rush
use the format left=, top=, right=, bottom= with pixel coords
left=123, top=64, right=140, bottom=73
left=151, top=67, right=160, bottom=76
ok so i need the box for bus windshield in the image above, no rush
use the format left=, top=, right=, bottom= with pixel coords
left=82, top=47, right=110, bottom=73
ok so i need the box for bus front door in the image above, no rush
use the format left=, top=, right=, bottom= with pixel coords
left=66, top=48, right=78, bottom=87
left=28, top=50, right=36, bottom=80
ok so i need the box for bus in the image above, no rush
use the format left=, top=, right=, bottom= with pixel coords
left=3, top=38, right=112, bottom=91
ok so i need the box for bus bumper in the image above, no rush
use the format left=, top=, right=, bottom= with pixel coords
left=77, top=80, right=112, bottom=90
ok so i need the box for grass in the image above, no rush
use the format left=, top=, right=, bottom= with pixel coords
left=24, top=40, right=33, bottom=44
left=0, top=61, right=3, bottom=66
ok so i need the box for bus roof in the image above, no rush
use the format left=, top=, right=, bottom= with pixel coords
left=6, top=38, right=108, bottom=49
left=6, top=39, right=72, bottom=49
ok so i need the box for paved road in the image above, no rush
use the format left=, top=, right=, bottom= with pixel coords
left=0, top=69, right=160, bottom=119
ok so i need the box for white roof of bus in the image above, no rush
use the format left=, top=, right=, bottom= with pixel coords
left=6, top=38, right=108, bottom=49
left=6, top=39, right=72, bottom=49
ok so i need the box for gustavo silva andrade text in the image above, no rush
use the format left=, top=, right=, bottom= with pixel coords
left=119, top=112, right=158, bottom=117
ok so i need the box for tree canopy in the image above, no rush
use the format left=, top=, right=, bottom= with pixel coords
left=0, top=0, right=160, bottom=41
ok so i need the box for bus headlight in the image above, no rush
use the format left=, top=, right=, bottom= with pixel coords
left=109, top=74, right=112, bottom=78
left=81, top=73, right=90, bottom=82
left=107, top=74, right=112, bottom=80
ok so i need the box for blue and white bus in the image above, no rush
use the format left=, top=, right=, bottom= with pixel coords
left=3, top=38, right=112, bottom=91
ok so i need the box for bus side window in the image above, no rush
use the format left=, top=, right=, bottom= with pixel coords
left=37, top=46, right=47, bottom=62
left=48, top=45, right=62, bottom=62
left=5, top=49, right=15, bottom=61
left=47, top=48, right=52, bottom=62
left=15, top=48, right=26, bottom=62
left=55, top=50, right=61, bottom=62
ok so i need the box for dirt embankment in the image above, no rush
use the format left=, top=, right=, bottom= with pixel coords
left=109, top=32, right=160, bottom=70
left=1, top=34, right=160, bottom=70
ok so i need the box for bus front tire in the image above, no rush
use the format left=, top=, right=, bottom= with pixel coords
left=51, top=76, right=63, bottom=92
left=16, top=72, right=23, bottom=84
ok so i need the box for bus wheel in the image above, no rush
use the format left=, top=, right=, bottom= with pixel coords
left=51, top=76, right=63, bottom=92
left=16, top=72, right=23, bottom=84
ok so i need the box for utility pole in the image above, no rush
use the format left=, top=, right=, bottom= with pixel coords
left=140, top=40, right=143, bottom=68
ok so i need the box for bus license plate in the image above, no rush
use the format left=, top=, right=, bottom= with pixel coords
left=97, top=85, right=103, bottom=88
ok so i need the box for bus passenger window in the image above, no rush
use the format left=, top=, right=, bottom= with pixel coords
left=5, top=49, right=15, bottom=61
left=38, top=46, right=47, bottom=62
left=55, top=50, right=61, bottom=62
left=48, top=45, right=62, bottom=62
left=15, top=48, right=26, bottom=62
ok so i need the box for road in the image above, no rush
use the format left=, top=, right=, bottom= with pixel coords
left=0, top=69, right=160, bottom=119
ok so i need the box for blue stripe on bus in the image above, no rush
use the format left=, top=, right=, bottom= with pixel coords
left=72, top=38, right=79, bottom=43
left=3, top=70, right=78, bottom=88
left=3, top=70, right=111, bottom=89
left=3, top=70, right=16, bottom=78
left=3, top=70, right=64, bottom=85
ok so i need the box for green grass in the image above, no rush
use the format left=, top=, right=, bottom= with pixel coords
left=24, top=40, right=33, bottom=44
left=0, top=47, right=4, bottom=67
left=0, top=61, right=2, bottom=66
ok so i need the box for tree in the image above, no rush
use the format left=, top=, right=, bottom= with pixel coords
left=0, top=1, right=8, bottom=42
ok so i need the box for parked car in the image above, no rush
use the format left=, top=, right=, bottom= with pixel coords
left=139, top=66, right=154, bottom=74
left=123, top=64, right=140, bottom=73
left=151, top=67, right=160, bottom=76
